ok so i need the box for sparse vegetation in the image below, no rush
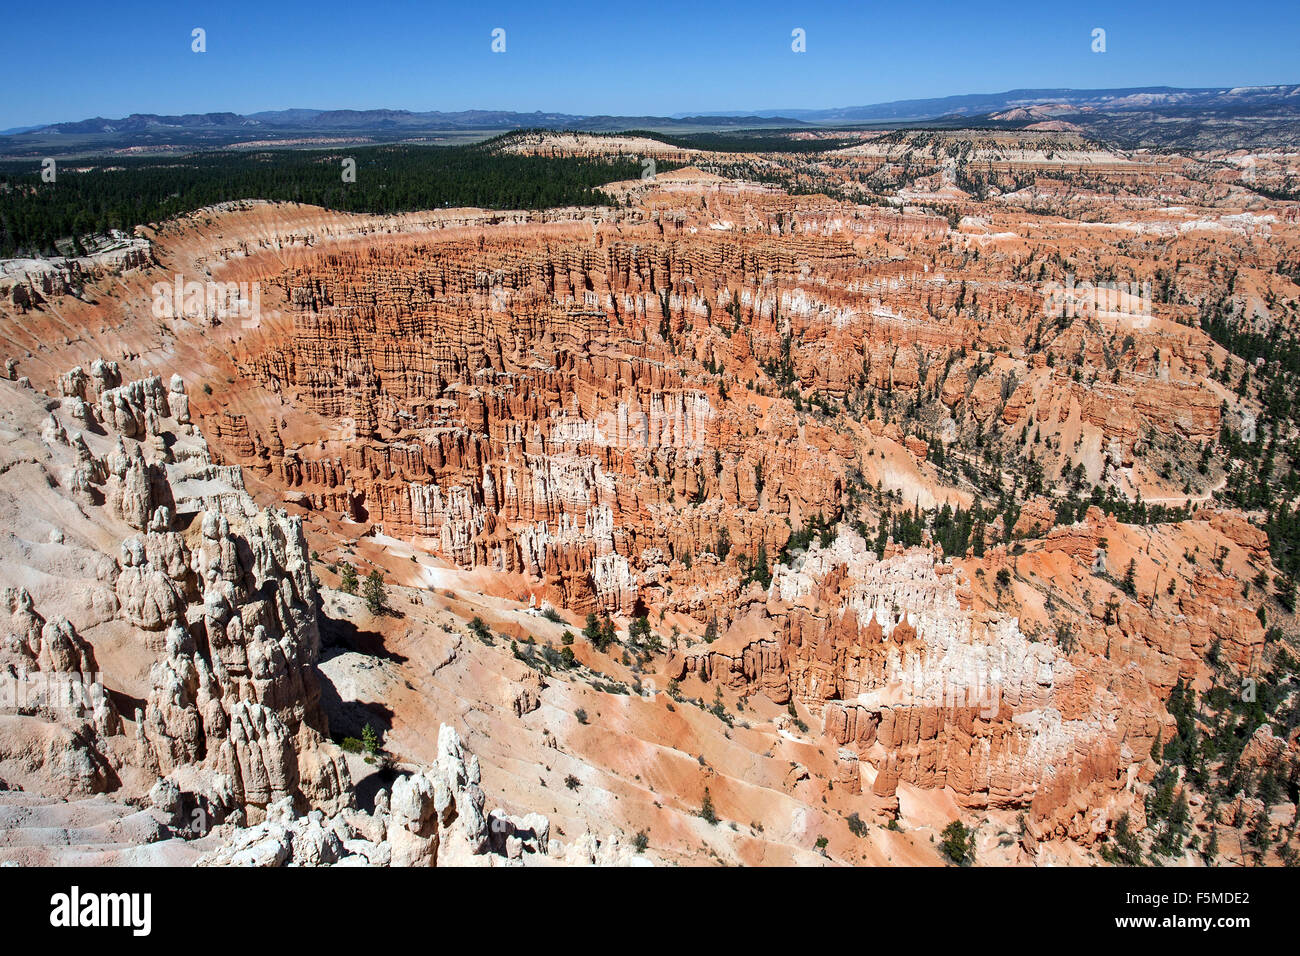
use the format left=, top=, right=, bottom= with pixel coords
left=699, top=787, right=719, bottom=825
left=338, top=562, right=358, bottom=595
left=363, top=569, right=388, bottom=615
left=940, top=820, right=977, bottom=866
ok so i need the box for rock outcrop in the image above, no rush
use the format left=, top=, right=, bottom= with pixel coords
left=670, top=520, right=1266, bottom=844
left=0, top=364, right=638, bottom=866
left=0, top=365, right=349, bottom=828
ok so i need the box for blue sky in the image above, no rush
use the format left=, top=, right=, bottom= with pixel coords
left=1, top=0, right=1297, bottom=128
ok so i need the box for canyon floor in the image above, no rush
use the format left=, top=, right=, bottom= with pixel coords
left=2, top=130, right=1298, bottom=866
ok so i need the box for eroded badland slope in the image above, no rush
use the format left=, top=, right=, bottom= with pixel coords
left=2, top=132, right=1299, bottom=866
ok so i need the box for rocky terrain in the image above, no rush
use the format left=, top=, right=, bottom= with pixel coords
left=0, top=363, right=631, bottom=865
left=1, top=130, right=1298, bottom=866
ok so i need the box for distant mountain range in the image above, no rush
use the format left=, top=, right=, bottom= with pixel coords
left=3, top=85, right=1298, bottom=156
left=685, top=84, right=1300, bottom=122
left=1, top=108, right=804, bottom=138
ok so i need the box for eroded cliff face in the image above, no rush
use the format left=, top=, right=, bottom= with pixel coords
left=197, top=192, right=1236, bottom=623
left=212, top=227, right=860, bottom=614
left=0, top=363, right=594, bottom=867
left=0, top=136, right=1296, bottom=865
left=666, top=506, right=1271, bottom=843
left=0, top=364, right=351, bottom=824
left=175, top=167, right=1268, bottom=624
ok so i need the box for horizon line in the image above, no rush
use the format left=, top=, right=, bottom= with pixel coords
left=9, top=81, right=1300, bottom=135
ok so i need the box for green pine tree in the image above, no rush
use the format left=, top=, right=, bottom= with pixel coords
left=363, top=569, right=388, bottom=615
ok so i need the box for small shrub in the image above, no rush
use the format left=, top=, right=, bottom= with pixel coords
left=940, top=820, right=977, bottom=865
left=699, top=787, right=719, bottom=825
left=361, top=724, right=379, bottom=756
left=338, top=562, right=358, bottom=594
left=363, top=569, right=388, bottom=615
left=469, top=617, right=493, bottom=644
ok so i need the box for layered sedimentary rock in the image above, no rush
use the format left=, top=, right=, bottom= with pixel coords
left=181, top=171, right=1251, bottom=626
left=194, top=722, right=628, bottom=868
left=1, top=236, right=155, bottom=311
left=0, top=362, right=634, bottom=866
left=668, top=512, right=1267, bottom=842
left=1, top=132, right=1296, bottom=865
left=218, top=231, right=864, bottom=613
left=0, top=364, right=349, bottom=824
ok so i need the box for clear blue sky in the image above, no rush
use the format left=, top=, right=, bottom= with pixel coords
left=2, top=0, right=1297, bottom=128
